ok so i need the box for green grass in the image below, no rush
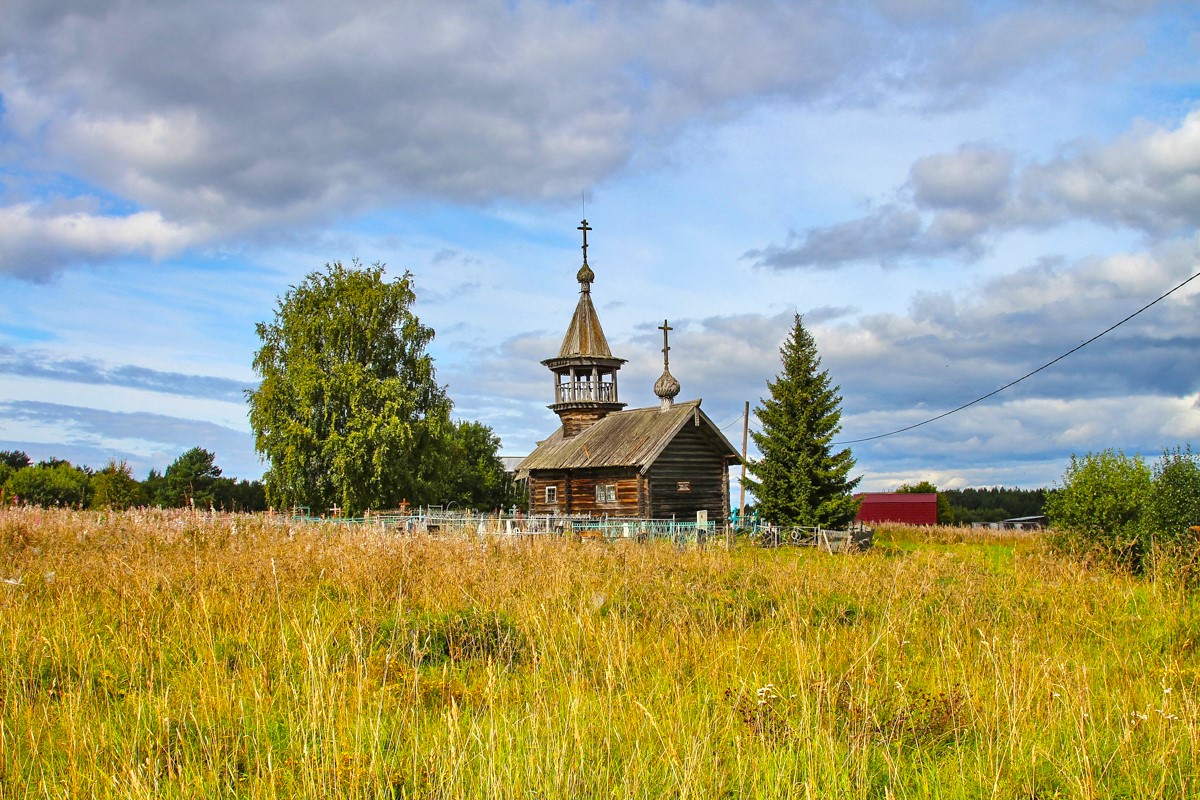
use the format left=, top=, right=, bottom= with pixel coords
left=2, top=508, right=1198, bottom=798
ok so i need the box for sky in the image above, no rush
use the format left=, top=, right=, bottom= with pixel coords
left=2, top=0, right=1199, bottom=493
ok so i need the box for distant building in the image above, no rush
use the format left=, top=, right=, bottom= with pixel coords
left=516, top=220, right=740, bottom=520
left=973, top=515, right=1047, bottom=531
left=854, top=492, right=938, bottom=526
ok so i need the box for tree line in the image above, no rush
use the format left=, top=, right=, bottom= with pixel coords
left=0, top=447, right=265, bottom=511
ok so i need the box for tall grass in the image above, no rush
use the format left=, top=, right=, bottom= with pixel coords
left=1, top=507, right=1197, bottom=798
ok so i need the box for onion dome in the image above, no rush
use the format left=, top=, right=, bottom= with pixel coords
left=655, top=319, right=681, bottom=409
left=654, top=368, right=681, bottom=403
left=576, top=262, right=595, bottom=288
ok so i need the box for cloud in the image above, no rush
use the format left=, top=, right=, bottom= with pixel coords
left=814, top=241, right=1200, bottom=421
left=0, top=0, right=1167, bottom=278
left=0, top=346, right=253, bottom=402
left=0, top=203, right=208, bottom=279
left=911, top=146, right=1014, bottom=212
left=744, top=205, right=937, bottom=270
left=748, top=108, right=1200, bottom=270
left=0, top=400, right=260, bottom=478
left=1025, top=110, right=1200, bottom=234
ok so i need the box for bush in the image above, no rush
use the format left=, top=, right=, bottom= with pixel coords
left=1146, top=446, right=1200, bottom=543
left=1045, top=449, right=1152, bottom=571
left=4, top=462, right=92, bottom=508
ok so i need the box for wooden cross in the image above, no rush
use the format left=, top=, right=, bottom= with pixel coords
left=578, top=219, right=592, bottom=263
left=659, top=319, right=672, bottom=366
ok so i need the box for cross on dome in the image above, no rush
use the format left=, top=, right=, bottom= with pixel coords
left=576, top=218, right=595, bottom=289
left=654, top=318, right=681, bottom=408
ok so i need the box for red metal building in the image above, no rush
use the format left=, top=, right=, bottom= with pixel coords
left=854, top=493, right=938, bottom=526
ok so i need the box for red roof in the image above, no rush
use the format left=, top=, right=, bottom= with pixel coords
left=854, top=492, right=938, bottom=525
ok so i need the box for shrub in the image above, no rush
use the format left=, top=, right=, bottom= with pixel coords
left=5, top=462, right=91, bottom=508
left=1146, top=446, right=1200, bottom=542
left=1045, top=449, right=1151, bottom=571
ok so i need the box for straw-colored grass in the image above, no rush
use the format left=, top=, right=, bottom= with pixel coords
left=2, top=507, right=1198, bottom=798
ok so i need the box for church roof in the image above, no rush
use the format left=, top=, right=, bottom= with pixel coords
left=516, top=399, right=740, bottom=475
left=556, top=289, right=613, bottom=359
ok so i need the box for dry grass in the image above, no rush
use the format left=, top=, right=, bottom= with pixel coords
left=2, top=506, right=1198, bottom=798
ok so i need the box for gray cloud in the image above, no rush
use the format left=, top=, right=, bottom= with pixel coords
left=1, top=1, right=1165, bottom=277
left=744, top=205, right=969, bottom=270
left=0, top=345, right=254, bottom=402
left=911, top=145, right=1014, bottom=212
left=749, top=109, right=1200, bottom=270
left=817, top=242, right=1200, bottom=420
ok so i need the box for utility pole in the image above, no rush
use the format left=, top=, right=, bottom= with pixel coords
left=738, top=400, right=749, bottom=523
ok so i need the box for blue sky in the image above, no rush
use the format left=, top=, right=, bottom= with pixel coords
left=1, top=0, right=1198, bottom=492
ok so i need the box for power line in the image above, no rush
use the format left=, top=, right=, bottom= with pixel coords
left=832, top=267, right=1200, bottom=446
left=718, top=413, right=744, bottom=432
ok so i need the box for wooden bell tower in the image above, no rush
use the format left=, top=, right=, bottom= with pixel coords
left=541, top=219, right=627, bottom=438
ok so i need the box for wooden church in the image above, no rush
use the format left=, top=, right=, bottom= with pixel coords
left=516, top=221, right=740, bottom=521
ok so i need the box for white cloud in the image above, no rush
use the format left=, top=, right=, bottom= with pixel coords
left=0, top=203, right=207, bottom=278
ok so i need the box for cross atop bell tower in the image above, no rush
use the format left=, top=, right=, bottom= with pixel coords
left=576, top=218, right=595, bottom=291
left=579, top=218, right=591, bottom=263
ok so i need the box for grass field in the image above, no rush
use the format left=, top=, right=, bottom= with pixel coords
left=2, top=507, right=1198, bottom=798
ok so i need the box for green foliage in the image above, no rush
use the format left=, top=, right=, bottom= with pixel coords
left=141, top=468, right=166, bottom=507
left=1045, top=449, right=1152, bottom=570
left=210, top=477, right=268, bottom=512
left=89, top=460, right=142, bottom=510
left=5, top=461, right=91, bottom=507
left=37, top=457, right=73, bottom=469
left=159, top=447, right=222, bottom=508
left=436, top=420, right=517, bottom=511
left=248, top=260, right=451, bottom=515
left=0, top=450, right=31, bottom=470
left=896, top=481, right=953, bottom=524
left=746, top=314, right=860, bottom=528
left=1146, top=446, right=1200, bottom=543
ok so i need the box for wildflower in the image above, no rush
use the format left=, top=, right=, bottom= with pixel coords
left=756, top=684, right=779, bottom=705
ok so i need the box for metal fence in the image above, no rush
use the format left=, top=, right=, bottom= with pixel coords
left=288, top=508, right=727, bottom=545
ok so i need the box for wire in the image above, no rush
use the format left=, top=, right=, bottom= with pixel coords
left=719, top=413, right=745, bottom=432
left=832, top=267, right=1200, bottom=446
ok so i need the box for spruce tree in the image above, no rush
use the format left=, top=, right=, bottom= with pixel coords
left=747, top=314, right=860, bottom=528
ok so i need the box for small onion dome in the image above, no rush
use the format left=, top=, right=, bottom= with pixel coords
left=576, top=262, right=595, bottom=288
left=654, top=368, right=681, bottom=406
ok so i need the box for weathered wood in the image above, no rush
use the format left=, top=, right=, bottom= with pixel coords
left=644, top=422, right=729, bottom=521
left=527, top=468, right=641, bottom=516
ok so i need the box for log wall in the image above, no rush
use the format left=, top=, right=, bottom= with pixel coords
left=645, top=424, right=730, bottom=522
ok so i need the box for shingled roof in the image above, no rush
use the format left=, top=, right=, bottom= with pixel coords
left=516, top=399, right=740, bottom=474
left=555, top=281, right=613, bottom=358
